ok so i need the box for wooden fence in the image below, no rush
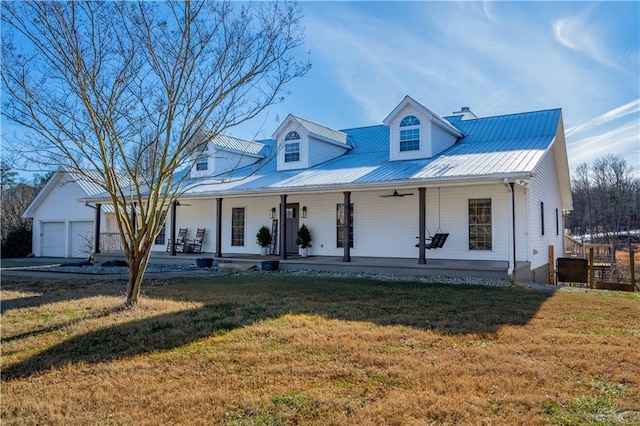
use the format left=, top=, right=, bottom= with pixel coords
left=559, top=234, right=635, bottom=291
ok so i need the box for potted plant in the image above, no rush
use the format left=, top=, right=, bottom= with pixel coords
left=256, top=225, right=272, bottom=256
left=296, top=224, right=312, bottom=257
left=196, top=257, right=214, bottom=268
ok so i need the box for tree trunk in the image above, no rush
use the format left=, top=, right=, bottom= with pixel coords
left=125, top=250, right=152, bottom=307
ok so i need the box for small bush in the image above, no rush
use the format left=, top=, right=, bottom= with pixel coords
left=1, top=223, right=32, bottom=258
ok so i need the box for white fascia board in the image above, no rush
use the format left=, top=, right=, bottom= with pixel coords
left=175, top=172, right=535, bottom=199
left=211, top=145, right=264, bottom=159
left=271, top=114, right=298, bottom=140
left=308, top=134, right=353, bottom=149
left=431, top=116, right=464, bottom=137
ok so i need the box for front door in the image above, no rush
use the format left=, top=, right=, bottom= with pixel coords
left=285, top=203, right=299, bottom=254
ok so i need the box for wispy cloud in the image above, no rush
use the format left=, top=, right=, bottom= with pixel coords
left=566, top=99, right=640, bottom=137
left=567, top=120, right=639, bottom=172
left=552, top=6, right=620, bottom=69
left=275, top=2, right=639, bottom=176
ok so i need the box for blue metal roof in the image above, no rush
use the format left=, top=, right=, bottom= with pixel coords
left=170, top=108, right=562, bottom=196
left=206, top=133, right=264, bottom=156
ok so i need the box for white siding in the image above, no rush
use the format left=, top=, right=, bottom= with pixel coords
left=308, top=136, right=349, bottom=168
left=527, top=147, right=564, bottom=270
left=191, top=151, right=259, bottom=179
left=431, top=125, right=458, bottom=156
left=212, top=152, right=258, bottom=177
left=277, top=121, right=308, bottom=171
left=389, top=104, right=433, bottom=161
left=276, top=121, right=349, bottom=171
left=160, top=183, right=515, bottom=262
left=70, top=221, right=93, bottom=258
left=31, top=174, right=102, bottom=257
left=157, top=198, right=217, bottom=253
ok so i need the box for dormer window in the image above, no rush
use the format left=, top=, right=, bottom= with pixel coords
left=195, top=158, right=208, bottom=171
left=399, top=115, right=420, bottom=152
left=284, top=131, right=300, bottom=162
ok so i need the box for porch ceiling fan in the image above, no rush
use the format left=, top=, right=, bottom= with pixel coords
left=380, top=190, right=414, bottom=198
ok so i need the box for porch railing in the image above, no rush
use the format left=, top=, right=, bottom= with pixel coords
left=564, top=233, right=615, bottom=271
left=99, top=232, right=124, bottom=252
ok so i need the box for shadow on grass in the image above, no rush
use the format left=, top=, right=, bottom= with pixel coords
left=0, top=277, right=126, bottom=313
left=1, top=275, right=555, bottom=381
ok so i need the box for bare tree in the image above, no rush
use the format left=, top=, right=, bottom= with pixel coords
left=568, top=155, right=639, bottom=242
left=2, top=1, right=309, bottom=306
left=1, top=182, right=38, bottom=240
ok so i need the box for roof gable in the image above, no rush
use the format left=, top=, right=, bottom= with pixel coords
left=383, top=95, right=462, bottom=137
left=272, top=114, right=349, bottom=146
left=22, top=168, right=111, bottom=218
left=205, top=133, right=264, bottom=158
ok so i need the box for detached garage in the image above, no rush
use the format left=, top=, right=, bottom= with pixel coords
left=23, top=169, right=109, bottom=258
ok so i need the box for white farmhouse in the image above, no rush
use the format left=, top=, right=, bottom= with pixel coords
left=25, top=96, right=573, bottom=283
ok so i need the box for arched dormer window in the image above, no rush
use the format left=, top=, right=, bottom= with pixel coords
left=399, top=115, right=420, bottom=151
left=285, top=131, right=300, bottom=141
left=284, top=131, right=300, bottom=162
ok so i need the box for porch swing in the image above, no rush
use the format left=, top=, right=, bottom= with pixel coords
left=417, top=188, right=449, bottom=249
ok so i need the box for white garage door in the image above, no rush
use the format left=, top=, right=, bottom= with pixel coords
left=41, top=222, right=65, bottom=257
left=70, top=221, right=93, bottom=258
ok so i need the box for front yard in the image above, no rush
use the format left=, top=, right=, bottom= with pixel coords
left=1, top=274, right=639, bottom=425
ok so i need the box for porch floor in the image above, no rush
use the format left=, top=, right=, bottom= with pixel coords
left=95, top=251, right=527, bottom=280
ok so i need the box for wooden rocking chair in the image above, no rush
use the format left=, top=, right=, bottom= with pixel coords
left=167, top=228, right=188, bottom=253
left=186, top=228, right=205, bottom=254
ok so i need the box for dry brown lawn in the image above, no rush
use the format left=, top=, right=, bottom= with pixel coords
left=1, top=274, right=639, bottom=425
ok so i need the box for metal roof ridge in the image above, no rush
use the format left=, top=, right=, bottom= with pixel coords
left=291, top=114, right=348, bottom=136
left=444, top=107, right=562, bottom=121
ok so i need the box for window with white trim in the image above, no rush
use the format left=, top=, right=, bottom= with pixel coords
left=284, top=131, right=300, bottom=162
left=469, top=198, right=492, bottom=250
left=154, top=224, right=166, bottom=245
left=196, top=158, right=208, bottom=171
left=399, top=115, right=420, bottom=152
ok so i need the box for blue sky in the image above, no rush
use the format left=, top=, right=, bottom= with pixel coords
left=2, top=1, right=638, bottom=180
left=232, top=1, right=639, bottom=177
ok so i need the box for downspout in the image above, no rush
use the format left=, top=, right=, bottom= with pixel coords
left=503, top=179, right=515, bottom=281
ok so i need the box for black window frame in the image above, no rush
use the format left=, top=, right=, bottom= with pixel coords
left=231, top=207, right=245, bottom=247
left=468, top=198, right=492, bottom=250
left=154, top=224, right=166, bottom=245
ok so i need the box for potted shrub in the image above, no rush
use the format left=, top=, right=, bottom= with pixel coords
left=296, top=224, right=312, bottom=257
left=256, top=225, right=272, bottom=256
left=196, top=257, right=214, bottom=268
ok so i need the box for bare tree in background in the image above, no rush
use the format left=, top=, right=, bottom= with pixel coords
left=1, top=1, right=309, bottom=306
left=568, top=155, right=639, bottom=242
